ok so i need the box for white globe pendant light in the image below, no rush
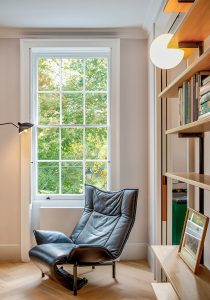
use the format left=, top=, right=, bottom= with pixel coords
left=150, top=33, right=184, bottom=69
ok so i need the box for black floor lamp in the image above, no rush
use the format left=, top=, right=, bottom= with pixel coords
left=0, top=122, right=34, bottom=133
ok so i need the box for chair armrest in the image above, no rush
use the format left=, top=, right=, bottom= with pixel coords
left=33, top=230, right=72, bottom=245
left=68, top=244, right=114, bottom=263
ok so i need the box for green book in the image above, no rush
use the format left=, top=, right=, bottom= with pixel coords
left=200, top=91, right=210, bottom=105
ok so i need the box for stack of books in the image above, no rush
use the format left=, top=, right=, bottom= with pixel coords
left=178, top=71, right=210, bottom=125
left=199, top=74, right=210, bottom=118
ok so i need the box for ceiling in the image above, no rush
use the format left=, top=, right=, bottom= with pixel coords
left=0, top=0, right=163, bottom=32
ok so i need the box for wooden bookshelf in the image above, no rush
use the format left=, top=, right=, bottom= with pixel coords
left=165, top=172, right=210, bottom=191
left=163, top=0, right=193, bottom=13
left=151, top=283, right=179, bottom=300
left=159, top=48, right=210, bottom=98
left=168, top=0, right=210, bottom=56
left=166, top=115, right=210, bottom=134
left=152, top=245, right=210, bottom=300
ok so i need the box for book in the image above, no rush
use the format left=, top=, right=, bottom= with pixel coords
left=200, top=107, right=210, bottom=117
left=183, top=81, right=188, bottom=124
left=194, top=73, right=199, bottom=122
left=187, top=80, right=191, bottom=124
left=190, top=76, right=194, bottom=122
left=177, top=72, right=210, bottom=125
left=178, top=87, right=183, bottom=126
left=193, top=74, right=198, bottom=121
left=200, top=99, right=210, bottom=111
left=200, top=81, right=210, bottom=96
left=200, top=91, right=210, bottom=105
left=198, top=111, right=210, bottom=119
left=202, top=75, right=210, bottom=86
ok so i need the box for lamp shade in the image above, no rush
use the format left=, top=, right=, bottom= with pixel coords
left=150, top=33, right=184, bottom=69
left=18, top=122, right=34, bottom=134
left=0, top=122, right=33, bottom=133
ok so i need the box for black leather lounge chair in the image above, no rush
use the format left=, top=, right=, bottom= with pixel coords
left=29, top=184, right=138, bottom=295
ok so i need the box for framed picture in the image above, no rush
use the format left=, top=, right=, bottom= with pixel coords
left=178, top=208, right=209, bottom=274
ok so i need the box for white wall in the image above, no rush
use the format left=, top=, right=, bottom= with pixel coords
left=120, top=39, right=148, bottom=259
left=0, top=39, right=21, bottom=260
left=0, top=33, right=149, bottom=260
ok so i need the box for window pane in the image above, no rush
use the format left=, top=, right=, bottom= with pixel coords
left=85, top=58, right=107, bottom=91
left=38, top=128, right=59, bottom=160
left=38, top=93, right=60, bottom=125
left=38, top=162, right=59, bottom=194
left=61, top=128, right=83, bottom=160
left=38, top=58, right=60, bottom=91
left=62, top=94, right=83, bottom=125
left=86, top=93, right=107, bottom=125
left=61, top=162, right=83, bottom=194
left=85, top=162, right=107, bottom=189
left=62, top=59, right=83, bottom=91
left=85, top=128, right=107, bottom=160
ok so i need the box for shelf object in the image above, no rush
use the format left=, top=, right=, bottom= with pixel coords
left=151, top=283, right=179, bottom=300
left=164, top=0, right=193, bottom=13
left=159, top=48, right=210, bottom=98
left=168, top=0, right=210, bottom=58
left=165, top=172, right=210, bottom=191
left=152, top=245, right=210, bottom=300
left=166, top=115, right=210, bottom=135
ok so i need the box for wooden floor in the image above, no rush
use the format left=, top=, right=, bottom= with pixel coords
left=0, top=260, right=156, bottom=300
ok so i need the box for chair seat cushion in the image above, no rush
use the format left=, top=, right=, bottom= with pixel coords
left=29, top=243, right=76, bottom=266
left=33, top=230, right=72, bottom=245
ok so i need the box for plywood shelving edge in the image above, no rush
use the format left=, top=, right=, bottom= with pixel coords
left=159, top=48, right=210, bottom=98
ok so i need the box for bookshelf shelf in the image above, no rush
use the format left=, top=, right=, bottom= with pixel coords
left=166, top=115, right=210, bottom=134
left=159, top=48, right=210, bottom=98
left=163, top=0, right=193, bottom=13
left=155, top=1, right=210, bottom=299
left=152, top=245, right=210, bottom=300
left=165, top=172, right=210, bottom=191
left=168, top=0, right=210, bottom=56
left=151, top=283, right=179, bottom=300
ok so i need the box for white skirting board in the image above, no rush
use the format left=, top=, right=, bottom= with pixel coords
left=120, top=242, right=147, bottom=260
left=0, top=244, right=20, bottom=260
left=147, top=245, right=155, bottom=271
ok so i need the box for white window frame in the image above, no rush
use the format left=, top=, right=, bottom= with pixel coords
left=31, top=48, right=112, bottom=200
left=20, top=39, right=120, bottom=260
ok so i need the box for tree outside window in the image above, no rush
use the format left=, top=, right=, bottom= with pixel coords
left=34, top=55, right=110, bottom=197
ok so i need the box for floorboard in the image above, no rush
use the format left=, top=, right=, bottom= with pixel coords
left=0, top=260, right=156, bottom=300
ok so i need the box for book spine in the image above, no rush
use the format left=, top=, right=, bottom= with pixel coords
left=179, top=87, right=183, bottom=126
left=187, top=80, right=191, bottom=124
left=190, top=76, right=193, bottom=122
left=192, top=75, right=196, bottom=121
left=183, top=81, right=187, bottom=124
left=202, top=75, right=210, bottom=86
left=200, top=100, right=210, bottom=110
left=195, top=73, right=199, bottom=121
left=197, top=72, right=202, bottom=117
left=200, top=91, right=210, bottom=105
left=200, top=106, right=210, bottom=116
left=200, top=81, right=210, bottom=96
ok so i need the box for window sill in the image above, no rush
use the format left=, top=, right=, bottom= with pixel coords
left=32, top=199, right=85, bottom=208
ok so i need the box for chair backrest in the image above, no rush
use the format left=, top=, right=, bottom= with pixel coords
left=70, top=184, right=138, bottom=259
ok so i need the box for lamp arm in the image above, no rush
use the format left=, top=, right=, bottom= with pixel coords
left=0, top=122, right=19, bottom=128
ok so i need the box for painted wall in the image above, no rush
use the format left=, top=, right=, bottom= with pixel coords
left=0, top=36, right=148, bottom=260
left=0, top=39, right=21, bottom=260
left=120, top=39, right=148, bottom=259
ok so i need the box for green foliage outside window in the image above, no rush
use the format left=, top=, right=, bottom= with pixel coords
left=36, top=56, right=109, bottom=195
